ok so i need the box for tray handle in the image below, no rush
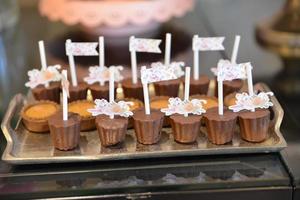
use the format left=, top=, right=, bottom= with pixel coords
left=1, top=94, right=26, bottom=159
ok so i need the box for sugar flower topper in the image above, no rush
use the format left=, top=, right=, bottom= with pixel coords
left=25, top=65, right=61, bottom=89
left=141, top=62, right=185, bottom=84
left=229, top=92, right=274, bottom=112
left=84, top=65, right=124, bottom=85
left=61, top=72, right=70, bottom=97
left=211, top=59, right=248, bottom=81
left=88, top=99, right=133, bottom=118
left=161, top=97, right=207, bottom=116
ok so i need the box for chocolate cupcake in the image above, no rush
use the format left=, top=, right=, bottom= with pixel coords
left=204, top=107, right=237, bottom=145
left=121, top=98, right=143, bottom=129
left=183, top=75, right=210, bottom=96
left=21, top=101, right=59, bottom=133
left=239, top=109, right=270, bottom=142
left=31, top=82, right=61, bottom=103
left=153, top=79, right=181, bottom=97
left=48, top=111, right=81, bottom=151
left=121, top=78, right=144, bottom=101
left=68, top=100, right=96, bottom=131
left=96, top=115, right=128, bottom=147
left=215, top=79, right=243, bottom=98
left=133, top=108, right=164, bottom=145
left=69, top=82, right=88, bottom=103
left=150, top=96, right=170, bottom=127
left=170, top=115, right=202, bottom=143
left=89, top=83, right=117, bottom=100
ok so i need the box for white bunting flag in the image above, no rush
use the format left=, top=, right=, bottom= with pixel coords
left=193, top=37, right=225, bottom=51
left=141, top=65, right=178, bottom=84
left=216, top=59, right=249, bottom=82
left=66, top=42, right=98, bottom=56
left=130, top=38, right=161, bottom=53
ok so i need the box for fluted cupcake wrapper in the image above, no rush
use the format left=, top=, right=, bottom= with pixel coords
left=49, top=122, right=81, bottom=151
left=153, top=79, right=180, bottom=97
left=187, top=76, right=210, bottom=96
left=90, top=84, right=117, bottom=100
left=133, top=117, right=164, bottom=145
left=32, top=84, right=60, bottom=103
left=205, top=118, right=237, bottom=145
left=122, top=79, right=144, bottom=101
left=170, top=115, right=202, bottom=144
left=80, top=118, right=96, bottom=131
left=96, top=117, right=128, bottom=147
left=239, top=110, right=270, bottom=142
left=69, top=84, right=88, bottom=103
left=214, top=79, right=243, bottom=98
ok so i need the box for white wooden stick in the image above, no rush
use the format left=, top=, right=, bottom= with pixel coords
left=130, top=36, right=138, bottom=84
left=184, top=67, right=191, bottom=101
left=109, top=67, right=115, bottom=103
left=99, top=36, right=105, bottom=68
left=193, top=35, right=199, bottom=80
left=62, top=70, right=68, bottom=121
left=164, top=33, right=171, bottom=66
left=218, top=80, right=224, bottom=115
left=66, top=39, right=78, bottom=87
left=246, top=64, right=254, bottom=96
left=231, top=35, right=241, bottom=64
left=141, top=66, right=150, bottom=115
left=38, top=41, right=49, bottom=88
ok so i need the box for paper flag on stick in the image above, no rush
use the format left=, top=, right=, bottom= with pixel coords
left=141, top=65, right=178, bottom=84
left=214, top=59, right=248, bottom=82
left=193, top=37, right=225, bottom=51
left=130, top=37, right=162, bottom=53
left=66, top=42, right=98, bottom=56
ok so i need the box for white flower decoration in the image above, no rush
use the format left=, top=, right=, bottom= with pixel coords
left=88, top=99, right=133, bottom=118
left=161, top=97, right=207, bottom=116
left=229, top=92, right=274, bottom=112
left=84, top=65, right=124, bottom=85
left=25, top=65, right=61, bottom=89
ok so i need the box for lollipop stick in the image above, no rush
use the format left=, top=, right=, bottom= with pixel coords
left=62, top=70, right=68, bottom=121
left=246, top=64, right=254, bottom=96
left=38, top=40, right=49, bottom=88
left=193, top=35, right=199, bottom=80
left=231, top=35, right=241, bottom=64
left=66, top=39, right=78, bottom=87
left=109, top=67, right=115, bottom=119
left=164, top=33, right=171, bottom=66
left=99, top=36, right=105, bottom=68
left=218, top=80, right=224, bottom=115
left=184, top=67, right=191, bottom=117
left=130, top=36, right=138, bottom=84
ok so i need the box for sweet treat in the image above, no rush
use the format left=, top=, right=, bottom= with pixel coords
left=68, top=100, right=96, bottom=131
left=183, top=75, right=210, bottom=96
left=48, top=111, right=81, bottom=150
left=121, top=98, right=143, bottom=129
left=153, top=79, right=181, bottom=97
left=239, top=109, right=270, bottom=142
left=133, top=108, right=164, bottom=145
left=21, top=101, right=59, bottom=133
left=89, top=83, right=117, bottom=100
left=190, top=95, right=218, bottom=110
left=204, top=107, right=237, bottom=145
left=31, top=82, right=61, bottom=103
left=150, top=96, right=170, bottom=126
left=96, top=115, right=128, bottom=147
left=69, top=82, right=88, bottom=102
left=170, top=115, right=202, bottom=143
left=215, top=79, right=243, bottom=98
left=121, top=78, right=144, bottom=101
left=224, top=93, right=237, bottom=107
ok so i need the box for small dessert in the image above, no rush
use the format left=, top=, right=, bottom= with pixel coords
left=121, top=78, right=144, bottom=101
left=69, top=82, right=88, bottom=103
left=215, top=79, right=243, bottom=98
left=150, top=96, right=169, bottom=126
left=88, top=99, right=132, bottom=147
left=21, top=101, right=59, bottom=133
left=153, top=79, right=181, bottom=97
left=31, top=82, right=61, bottom=103
left=95, top=115, right=128, bottom=147
left=89, top=83, right=117, bottom=100
left=229, top=92, right=274, bottom=142
left=239, top=109, right=270, bottom=142
left=183, top=75, right=210, bottom=96
left=190, top=95, right=218, bottom=110
left=121, top=98, right=143, bottom=129
left=133, top=108, right=164, bottom=145
left=162, top=98, right=205, bottom=143
left=48, top=111, right=81, bottom=150
left=68, top=100, right=96, bottom=131
left=204, top=107, right=237, bottom=145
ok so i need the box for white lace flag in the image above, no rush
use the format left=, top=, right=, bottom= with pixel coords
left=130, top=38, right=161, bottom=53
left=215, top=59, right=249, bottom=82
left=193, top=37, right=225, bottom=51
left=141, top=65, right=179, bottom=84
left=66, top=42, right=98, bottom=56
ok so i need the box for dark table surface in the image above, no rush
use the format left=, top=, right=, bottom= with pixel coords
left=1, top=0, right=300, bottom=199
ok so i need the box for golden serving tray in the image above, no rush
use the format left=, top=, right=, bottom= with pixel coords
left=1, top=83, right=286, bottom=164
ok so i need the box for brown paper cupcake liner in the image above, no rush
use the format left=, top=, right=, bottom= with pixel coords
left=150, top=96, right=170, bottom=127
left=89, top=83, right=117, bottom=100
left=121, top=78, right=144, bottom=101
left=69, top=83, right=88, bottom=103
left=184, top=75, right=210, bottom=96
left=153, top=79, right=181, bottom=97
left=214, top=79, right=243, bottom=98
left=31, top=82, right=61, bottom=103
left=170, top=115, right=202, bottom=143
